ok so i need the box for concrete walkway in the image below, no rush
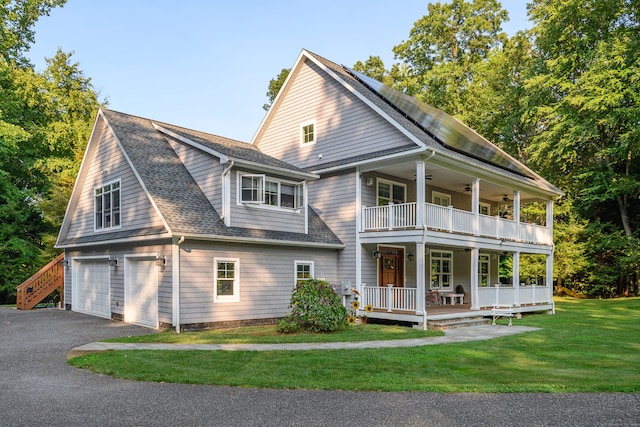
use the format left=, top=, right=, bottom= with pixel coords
left=69, top=324, right=539, bottom=356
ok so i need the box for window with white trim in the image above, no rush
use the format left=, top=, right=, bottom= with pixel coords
left=430, top=250, right=453, bottom=290
left=94, top=180, right=121, bottom=230
left=432, top=191, right=451, bottom=207
left=377, top=179, right=406, bottom=206
left=241, top=174, right=265, bottom=203
left=294, top=261, right=314, bottom=286
left=214, top=258, right=239, bottom=303
left=238, top=173, right=304, bottom=209
left=479, top=202, right=490, bottom=216
left=478, top=253, right=490, bottom=287
left=300, top=121, right=316, bottom=146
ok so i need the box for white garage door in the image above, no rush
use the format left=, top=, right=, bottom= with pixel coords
left=73, top=259, right=111, bottom=319
left=125, top=258, right=158, bottom=328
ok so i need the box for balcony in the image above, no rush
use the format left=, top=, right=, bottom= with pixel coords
left=361, top=202, right=552, bottom=245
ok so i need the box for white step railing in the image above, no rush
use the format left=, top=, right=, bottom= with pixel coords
left=362, top=202, right=552, bottom=244
left=362, top=285, right=417, bottom=312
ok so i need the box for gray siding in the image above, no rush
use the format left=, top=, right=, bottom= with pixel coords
left=64, top=242, right=173, bottom=325
left=229, top=170, right=306, bottom=233
left=177, top=241, right=338, bottom=324
left=256, top=58, right=413, bottom=170
left=167, top=138, right=223, bottom=213
left=65, top=128, right=165, bottom=240
left=308, top=171, right=356, bottom=286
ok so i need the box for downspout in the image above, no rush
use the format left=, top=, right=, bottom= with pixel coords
left=220, top=160, right=235, bottom=223
left=173, top=235, right=185, bottom=333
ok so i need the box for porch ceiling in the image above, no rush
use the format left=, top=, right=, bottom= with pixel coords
left=366, top=160, right=543, bottom=203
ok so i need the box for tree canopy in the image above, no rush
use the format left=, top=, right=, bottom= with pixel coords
left=0, top=0, right=100, bottom=303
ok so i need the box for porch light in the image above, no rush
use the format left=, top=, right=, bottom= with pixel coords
left=372, top=250, right=381, bottom=259
left=108, top=255, right=118, bottom=267
left=61, top=259, right=69, bottom=268
left=406, top=252, right=414, bottom=261
left=156, top=252, right=166, bottom=267
left=366, top=177, right=374, bottom=187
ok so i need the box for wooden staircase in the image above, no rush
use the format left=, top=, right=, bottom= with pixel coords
left=16, top=253, right=65, bottom=310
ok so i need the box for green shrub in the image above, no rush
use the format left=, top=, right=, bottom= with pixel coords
left=278, top=279, right=348, bottom=333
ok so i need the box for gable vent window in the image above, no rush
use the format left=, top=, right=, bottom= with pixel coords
left=238, top=173, right=303, bottom=209
left=95, top=180, right=121, bottom=230
left=300, top=121, right=316, bottom=146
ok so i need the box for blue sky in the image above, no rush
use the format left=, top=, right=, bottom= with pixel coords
left=28, top=1, right=531, bottom=142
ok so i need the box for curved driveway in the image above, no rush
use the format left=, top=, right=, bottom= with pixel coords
left=2, top=307, right=638, bottom=427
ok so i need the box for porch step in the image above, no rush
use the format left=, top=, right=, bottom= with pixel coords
left=427, top=316, right=490, bottom=330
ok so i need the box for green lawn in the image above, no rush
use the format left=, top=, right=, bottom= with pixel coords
left=103, top=323, right=443, bottom=344
left=68, top=297, right=640, bottom=392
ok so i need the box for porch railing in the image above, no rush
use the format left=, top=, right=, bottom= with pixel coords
left=477, top=284, right=551, bottom=307
left=362, top=285, right=417, bottom=312
left=362, top=202, right=552, bottom=245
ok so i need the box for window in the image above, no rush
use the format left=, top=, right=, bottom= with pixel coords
left=430, top=250, right=452, bottom=290
left=478, top=253, right=490, bottom=287
left=214, top=258, right=239, bottom=303
left=432, top=191, right=451, bottom=207
left=295, top=261, right=314, bottom=286
left=241, top=175, right=264, bottom=203
left=300, top=121, right=316, bottom=146
left=377, top=179, right=406, bottom=206
left=238, top=173, right=304, bottom=209
left=479, top=202, right=490, bottom=216
left=95, top=180, right=121, bottom=230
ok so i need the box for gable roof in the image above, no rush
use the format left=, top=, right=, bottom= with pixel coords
left=253, top=49, right=562, bottom=197
left=56, top=109, right=342, bottom=248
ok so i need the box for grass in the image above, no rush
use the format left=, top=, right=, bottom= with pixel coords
left=103, top=323, right=443, bottom=344
left=68, top=297, right=640, bottom=392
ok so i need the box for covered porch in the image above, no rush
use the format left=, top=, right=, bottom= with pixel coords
left=359, top=283, right=553, bottom=327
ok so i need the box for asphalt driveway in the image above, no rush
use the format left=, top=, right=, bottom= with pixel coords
left=1, top=306, right=638, bottom=427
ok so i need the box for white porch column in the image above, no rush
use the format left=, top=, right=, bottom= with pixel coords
left=472, top=178, right=480, bottom=236
left=355, top=167, right=362, bottom=295
left=513, top=191, right=521, bottom=240
left=416, top=242, right=426, bottom=315
left=513, top=251, right=521, bottom=306
left=470, top=247, right=480, bottom=310
left=546, top=253, right=554, bottom=310
left=415, top=161, right=426, bottom=229
left=546, top=199, right=554, bottom=245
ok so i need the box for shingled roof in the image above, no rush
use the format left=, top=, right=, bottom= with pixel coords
left=300, top=50, right=562, bottom=196
left=57, top=109, right=342, bottom=248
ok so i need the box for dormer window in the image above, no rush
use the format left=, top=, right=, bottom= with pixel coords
left=238, top=173, right=304, bottom=209
left=300, top=121, right=316, bottom=146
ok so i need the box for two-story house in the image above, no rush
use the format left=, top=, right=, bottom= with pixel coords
left=55, top=50, right=562, bottom=330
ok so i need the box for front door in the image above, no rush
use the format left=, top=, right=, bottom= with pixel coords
left=378, top=246, right=404, bottom=287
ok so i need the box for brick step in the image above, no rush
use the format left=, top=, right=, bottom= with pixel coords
left=427, top=316, right=490, bottom=330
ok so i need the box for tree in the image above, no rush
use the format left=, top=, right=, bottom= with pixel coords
left=525, top=0, right=640, bottom=238
left=392, top=0, right=508, bottom=119
left=352, top=55, right=393, bottom=85
left=262, top=68, right=289, bottom=111
left=0, top=1, right=99, bottom=303
left=0, top=0, right=67, bottom=64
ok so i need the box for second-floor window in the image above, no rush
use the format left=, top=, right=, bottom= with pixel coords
left=432, top=191, right=451, bottom=207
left=239, top=173, right=303, bottom=209
left=377, top=179, right=406, bottom=206
left=95, top=180, right=121, bottom=230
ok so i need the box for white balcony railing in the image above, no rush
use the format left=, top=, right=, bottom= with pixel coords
left=362, top=202, right=552, bottom=245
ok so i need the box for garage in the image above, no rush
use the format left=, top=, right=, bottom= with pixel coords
left=125, top=258, right=158, bottom=328
left=73, top=259, right=111, bottom=318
